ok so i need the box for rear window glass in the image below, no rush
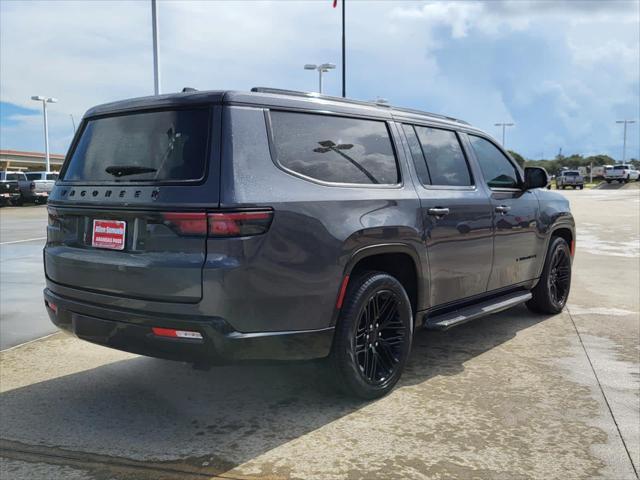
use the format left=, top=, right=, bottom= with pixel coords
left=6, top=173, right=23, bottom=181
left=26, top=173, right=40, bottom=181
left=269, top=111, right=399, bottom=185
left=614, top=165, right=629, bottom=170
left=62, top=108, right=210, bottom=182
left=564, top=171, right=579, bottom=176
left=47, top=173, right=59, bottom=181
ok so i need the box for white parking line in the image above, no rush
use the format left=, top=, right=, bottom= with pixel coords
left=1, top=332, right=59, bottom=352
left=0, top=236, right=47, bottom=245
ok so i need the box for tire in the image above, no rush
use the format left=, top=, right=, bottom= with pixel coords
left=526, top=237, right=572, bottom=314
left=579, top=185, right=584, bottom=190
left=607, top=180, right=612, bottom=184
left=330, top=271, right=413, bottom=399
left=572, top=185, right=576, bottom=189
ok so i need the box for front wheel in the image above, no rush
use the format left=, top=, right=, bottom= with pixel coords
left=330, top=272, right=413, bottom=399
left=526, top=237, right=572, bottom=314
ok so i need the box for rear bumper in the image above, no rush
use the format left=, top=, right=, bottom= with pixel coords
left=43, top=288, right=334, bottom=364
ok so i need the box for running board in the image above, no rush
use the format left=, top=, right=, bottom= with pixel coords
left=423, top=291, right=532, bottom=331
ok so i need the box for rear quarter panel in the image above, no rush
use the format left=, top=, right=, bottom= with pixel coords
left=211, top=105, right=424, bottom=332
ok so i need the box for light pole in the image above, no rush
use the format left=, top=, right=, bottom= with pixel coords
left=304, top=63, right=336, bottom=94
left=151, top=0, right=161, bottom=95
left=616, top=120, right=636, bottom=163
left=494, top=122, right=514, bottom=147
left=30, top=96, right=58, bottom=172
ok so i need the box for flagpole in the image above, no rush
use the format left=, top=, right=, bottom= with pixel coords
left=341, top=0, right=346, bottom=98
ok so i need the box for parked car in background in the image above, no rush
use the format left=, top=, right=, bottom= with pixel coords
left=605, top=165, right=640, bottom=183
left=0, top=171, right=36, bottom=205
left=44, top=88, right=574, bottom=399
left=25, top=171, right=58, bottom=203
left=556, top=170, right=584, bottom=189
left=0, top=171, right=22, bottom=206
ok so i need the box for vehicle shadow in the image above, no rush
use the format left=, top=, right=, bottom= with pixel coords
left=0, top=305, right=550, bottom=477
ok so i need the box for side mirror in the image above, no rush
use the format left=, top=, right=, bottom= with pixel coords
left=524, top=167, right=549, bottom=190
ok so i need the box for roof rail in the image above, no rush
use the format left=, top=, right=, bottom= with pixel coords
left=250, top=87, right=469, bottom=125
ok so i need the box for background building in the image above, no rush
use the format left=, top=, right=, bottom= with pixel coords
left=0, top=150, right=65, bottom=171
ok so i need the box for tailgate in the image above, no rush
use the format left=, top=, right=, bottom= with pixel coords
left=44, top=105, right=221, bottom=303
left=1, top=181, right=19, bottom=195
left=45, top=207, right=207, bottom=303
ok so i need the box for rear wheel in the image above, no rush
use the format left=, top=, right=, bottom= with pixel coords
left=330, top=272, right=412, bottom=399
left=526, top=237, right=572, bottom=314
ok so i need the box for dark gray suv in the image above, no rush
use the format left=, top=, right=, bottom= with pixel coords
left=44, top=88, right=574, bottom=398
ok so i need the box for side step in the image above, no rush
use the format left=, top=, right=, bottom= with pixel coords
left=424, top=291, right=532, bottom=331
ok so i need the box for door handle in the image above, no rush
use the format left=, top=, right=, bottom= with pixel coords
left=427, top=207, right=450, bottom=216
left=495, top=205, right=511, bottom=214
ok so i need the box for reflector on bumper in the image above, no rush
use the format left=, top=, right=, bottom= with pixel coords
left=152, top=327, right=203, bottom=340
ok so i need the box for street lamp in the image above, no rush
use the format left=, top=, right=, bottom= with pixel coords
left=30, top=96, right=58, bottom=172
left=616, top=120, right=636, bottom=163
left=304, top=63, right=336, bottom=94
left=494, top=122, right=515, bottom=148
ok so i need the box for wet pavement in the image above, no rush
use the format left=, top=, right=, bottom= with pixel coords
left=0, top=189, right=638, bottom=479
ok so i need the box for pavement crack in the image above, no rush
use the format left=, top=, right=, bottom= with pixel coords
left=565, top=305, right=640, bottom=479
left=0, top=439, right=263, bottom=480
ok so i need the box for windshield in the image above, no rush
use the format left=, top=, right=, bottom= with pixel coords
left=62, top=108, right=210, bottom=182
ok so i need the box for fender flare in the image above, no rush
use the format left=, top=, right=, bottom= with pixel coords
left=330, top=242, right=427, bottom=328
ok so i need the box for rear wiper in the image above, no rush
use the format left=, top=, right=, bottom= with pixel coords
left=105, top=165, right=157, bottom=178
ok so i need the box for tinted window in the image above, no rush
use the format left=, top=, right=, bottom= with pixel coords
left=6, top=173, right=23, bottom=181
left=270, top=111, right=398, bottom=185
left=414, top=127, right=471, bottom=186
left=46, top=173, right=59, bottom=181
left=26, top=173, right=40, bottom=181
left=63, top=108, right=210, bottom=182
left=469, top=136, right=520, bottom=188
left=402, top=124, right=431, bottom=185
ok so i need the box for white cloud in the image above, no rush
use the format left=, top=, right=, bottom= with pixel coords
left=0, top=0, right=638, bottom=159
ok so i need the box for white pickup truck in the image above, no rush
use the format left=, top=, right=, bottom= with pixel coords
left=605, top=165, right=640, bottom=183
left=25, top=171, right=58, bottom=203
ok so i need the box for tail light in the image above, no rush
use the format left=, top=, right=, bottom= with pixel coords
left=161, top=212, right=207, bottom=236
left=207, top=210, right=273, bottom=237
left=161, top=210, right=273, bottom=238
left=30, top=182, right=36, bottom=191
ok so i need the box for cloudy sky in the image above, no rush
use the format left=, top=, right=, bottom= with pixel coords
left=1, top=0, right=638, bottom=160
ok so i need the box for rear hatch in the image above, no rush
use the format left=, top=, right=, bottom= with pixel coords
left=45, top=105, right=220, bottom=303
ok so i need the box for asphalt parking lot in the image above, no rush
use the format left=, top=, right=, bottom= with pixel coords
left=0, top=188, right=638, bottom=480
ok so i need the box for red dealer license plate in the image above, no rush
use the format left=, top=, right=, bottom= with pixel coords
left=92, top=220, right=126, bottom=250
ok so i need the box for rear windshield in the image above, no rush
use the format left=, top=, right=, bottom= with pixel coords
left=613, top=165, right=629, bottom=170
left=564, top=171, right=579, bottom=176
left=47, top=173, right=59, bottom=181
left=25, top=173, right=40, bottom=180
left=62, top=108, right=210, bottom=182
left=6, top=173, right=23, bottom=181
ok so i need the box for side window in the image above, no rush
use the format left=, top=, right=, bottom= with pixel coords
left=269, top=111, right=399, bottom=185
left=402, top=124, right=430, bottom=185
left=414, top=126, right=472, bottom=187
left=469, top=135, right=520, bottom=189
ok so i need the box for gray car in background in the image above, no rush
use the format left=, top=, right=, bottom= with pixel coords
left=43, top=88, right=574, bottom=398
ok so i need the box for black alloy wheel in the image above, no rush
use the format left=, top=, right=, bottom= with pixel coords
left=331, top=272, right=412, bottom=399
left=526, top=236, right=572, bottom=314
left=547, top=245, right=571, bottom=309
left=353, top=290, right=406, bottom=385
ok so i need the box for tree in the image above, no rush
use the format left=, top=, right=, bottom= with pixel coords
left=508, top=150, right=526, bottom=167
